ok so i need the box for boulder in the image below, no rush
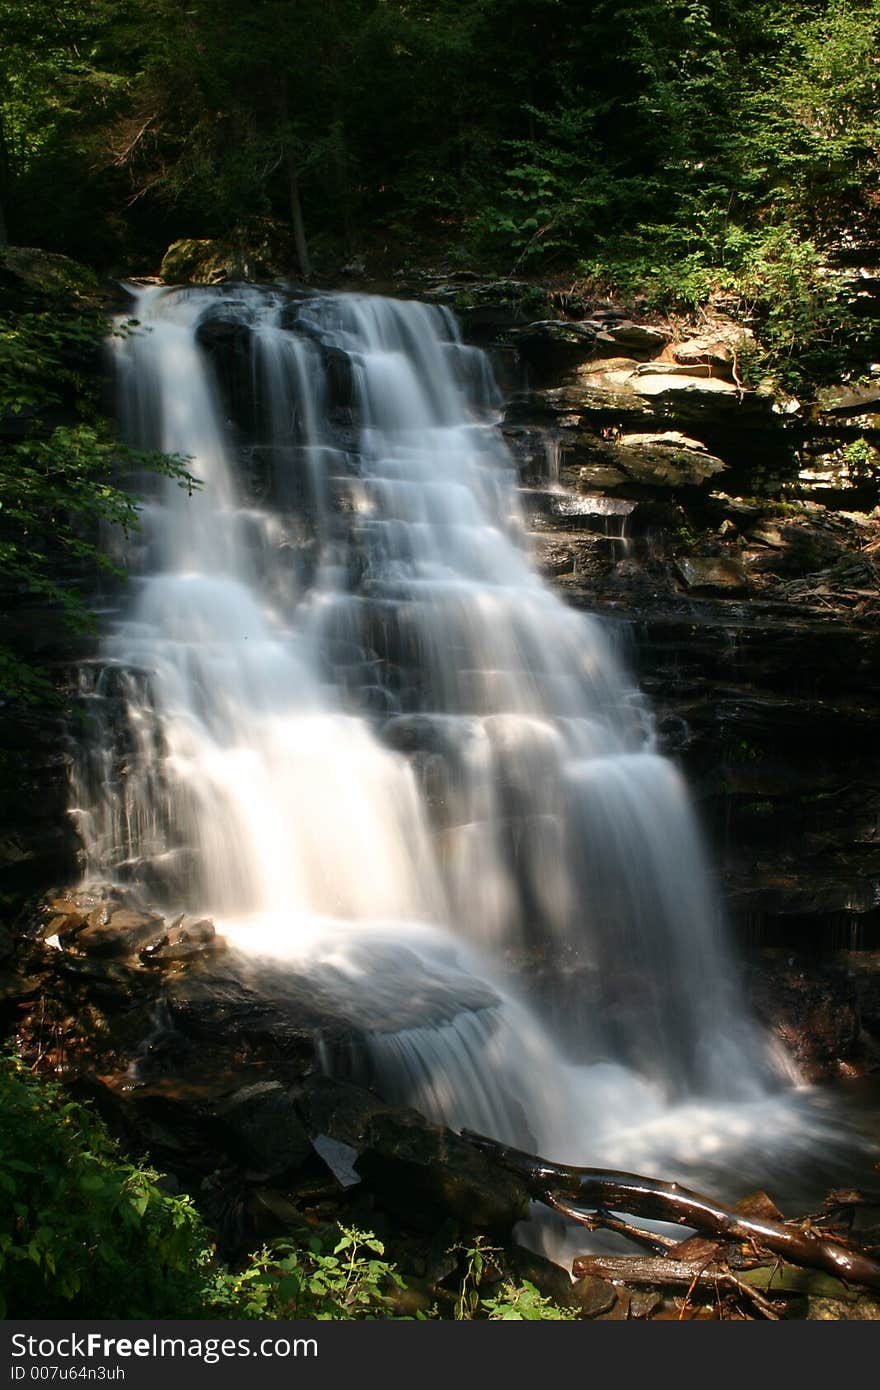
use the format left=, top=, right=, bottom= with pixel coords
left=675, top=556, right=749, bottom=595
left=611, top=433, right=728, bottom=488
left=594, top=321, right=670, bottom=358
left=141, top=916, right=224, bottom=967
left=159, top=236, right=287, bottom=285
left=296, top=1073, right=395, bottom=1147
left=0, top=245, right=107, bottom=307
left=504, top=320, right=599, bottom=377
left=160, top=239, right=236, bottom=285
left=354, top=1109, right=530, bottom=1231
left=217, top=1080, right=312, bottom=1178
left=669, top=330, right=753, bottom=380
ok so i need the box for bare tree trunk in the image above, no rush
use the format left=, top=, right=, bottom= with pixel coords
left=277, top=75, right=310, bottom=280
left=285, top=145, right=311, bottom=279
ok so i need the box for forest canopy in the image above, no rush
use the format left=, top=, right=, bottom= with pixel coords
left=1, top=0, right=878, bottom=286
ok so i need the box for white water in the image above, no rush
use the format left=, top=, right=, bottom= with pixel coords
left=72, top=284, right=844, bottom=1227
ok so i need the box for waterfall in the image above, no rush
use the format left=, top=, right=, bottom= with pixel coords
left=73, top=283, right=822, bottom=1196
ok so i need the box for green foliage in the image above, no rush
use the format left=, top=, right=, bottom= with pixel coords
left=1, top=1060, right=582, bottom=1320
left=0, top=1053, right=410, bottom=1319
left=450, top=1235, right=574, bottom=1321
left=202, top=1227, right=408, bottom=1320
left=482, top=1280, right=576, bottom=1319
left=843, top=437, right=877, bottom=471
left=732, top=230, right=857, bottom=391
left=3, top=0, right=880, bottom=324
left=0, top=1054, right=208, bottom=1317
left=0, top=298, right=195, bottom=702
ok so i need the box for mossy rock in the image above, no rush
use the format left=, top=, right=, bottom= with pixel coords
left=159, top=231, right=290, bottom=285
left=159, top=239, right=238, bottom=285
left=0, top=245, right=104, bottom=306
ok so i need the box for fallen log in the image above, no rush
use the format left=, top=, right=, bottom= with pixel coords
left=572, top=1254, right=861, bottom=1303
left=461, top=1130, right=880, bottom=1292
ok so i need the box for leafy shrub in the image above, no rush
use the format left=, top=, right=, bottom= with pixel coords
left=203, top=1227, right=408, bottom=1320
left=451, top=1236, right=574, bottom=1321
left=0, top=1058, right=581, bottom=1320
left=0, top=303, right=196, bottom=703
left=0, top=1055, right=208, bottom=1317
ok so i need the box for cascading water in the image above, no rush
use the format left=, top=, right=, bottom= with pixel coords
left=73, top=282, right=845, bottom=1226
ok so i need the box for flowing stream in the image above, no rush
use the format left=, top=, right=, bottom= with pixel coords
left=72, top=285, right=857, bottom=1242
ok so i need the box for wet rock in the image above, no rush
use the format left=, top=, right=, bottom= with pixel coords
left=321, top=343, right=355, bottom=415
left=520, top=488, right=636, bottom=535
left=808, top=1294, right=880, bottom=1320
left=217, top=1080, right=312, bottom=1178
left=531, top=537, right=576, bottom=577
left=141, top=916, right=224, bottom=967
left=42, top=898, right=88, bottom=943
left=629, top=1290, right=664, bottom=1319
left=570, top=1274, right=619, bottom=1318
left=75, top=907, right=166, bottom=958
left=675, top=557, right=749, bottom=595
left=195, top=302, right=255, bottom=353
left=355, top=1109, right=530, bottom=1231
left=747, top=953, right=863, bottom=1081
left=296, top=1074, right=394, bottom=1147
left=510, top=1246, right=586, bottom=1309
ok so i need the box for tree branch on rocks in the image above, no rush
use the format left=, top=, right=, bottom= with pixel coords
left=461, top=1130, right=880, bottom=1292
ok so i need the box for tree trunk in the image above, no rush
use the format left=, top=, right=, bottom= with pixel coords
left=285, top=145, right=311, bottom=280
left=276, top=74, right=310, bottom=280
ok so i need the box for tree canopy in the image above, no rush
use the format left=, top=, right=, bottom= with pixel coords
left=1, top=0, right=878, bottom=281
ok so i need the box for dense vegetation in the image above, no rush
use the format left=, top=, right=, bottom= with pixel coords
left=1, top=1, right=878, bottom=286
left=0, top=250, right=195, bottom=701
left=0, top=1056, right=573, bottom=1319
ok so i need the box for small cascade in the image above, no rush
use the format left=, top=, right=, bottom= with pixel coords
left=71, top=282, right=821, bottom=1190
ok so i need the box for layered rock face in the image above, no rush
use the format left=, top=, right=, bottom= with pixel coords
left=439, top=295, right=880, bottom=949
left=433, top=287, right=879, bottom=1078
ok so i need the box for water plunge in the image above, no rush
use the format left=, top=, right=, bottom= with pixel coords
left=73, top=284, right=835, bottom=1215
